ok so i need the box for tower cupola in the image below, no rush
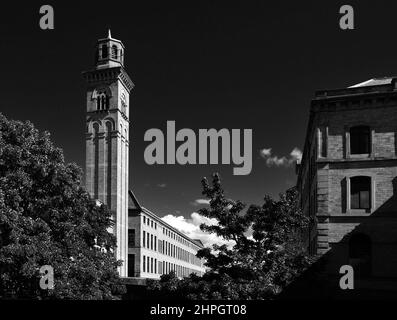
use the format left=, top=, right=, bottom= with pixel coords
left=95, top=29, right=125, bottom=69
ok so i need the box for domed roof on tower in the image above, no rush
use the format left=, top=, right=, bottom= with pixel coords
left=95, top=29, right=125, bottom=69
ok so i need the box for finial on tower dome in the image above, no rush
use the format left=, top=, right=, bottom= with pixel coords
left=108, top=29, right=112, bottom=39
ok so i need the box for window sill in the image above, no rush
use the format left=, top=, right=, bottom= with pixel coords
left=331, top=211, right=372, bottom=216
left=348, top=153, right=371, bottom=159
left=317, top=156, right=397, bottom=163
left=348, top=208, right=371, bottom=214
left=329, top=212, right=371, bottom=219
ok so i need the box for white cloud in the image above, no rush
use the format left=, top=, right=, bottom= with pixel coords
left=157, top=183, right=167, bottom=188
left=191, top=199, right=211, bottom=206
left=162, top=213, right=235, bottom=249
left=260, top=148, right=272, bottom=157
left=260, top=147, right=302, bottom=167
left=290, top=147, right=302, bottom=162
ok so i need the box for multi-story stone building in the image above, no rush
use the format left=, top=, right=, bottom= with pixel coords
left=83, top=31, right=205, bottom=279
left=128, top=191, right=205, bottom=279
left=297, top=77, right=397, bottom=292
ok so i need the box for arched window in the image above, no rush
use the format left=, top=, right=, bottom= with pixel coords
left=350, top=176, right=371, bottom=209
left=101, top=95, right=106, bottom=110
left=120, top=92, right=127, bottom=113
left=101, top=44, right=108, bottom=59
left=350, top=126, right=370, bottom=154
left=111, top=45, right=118, bottom=59
left=93, top=123, right=100, bottom=136
left=96, top=92, right=109, bottom=111
left=105, top=96, right=110, bottom=110
left=349, top=233, right=372, bottom=277
left=93, top=87, right=111, bottom=111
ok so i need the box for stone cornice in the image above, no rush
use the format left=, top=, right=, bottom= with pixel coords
left=317, top=156, right=397, bottom=164
left=311, top=92, right=397, bottom=113
left=86, top=109, right=130, bottom=123
left=82, top=66, right=134, bottom=92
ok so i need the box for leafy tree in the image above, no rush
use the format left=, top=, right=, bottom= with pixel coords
left=147, top=173, right=313, bottom=299
left=0, top=113, right=124, bottom=299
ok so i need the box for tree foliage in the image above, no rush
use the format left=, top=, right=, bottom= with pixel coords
left=0, top=113, right=124, bottom=299
left=147, top=173, right=313, bottom=299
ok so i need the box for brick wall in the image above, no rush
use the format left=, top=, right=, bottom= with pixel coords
left=298, top=84, right=397, bottom=281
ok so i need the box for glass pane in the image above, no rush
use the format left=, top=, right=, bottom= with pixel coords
left=351, top=192, right=360, bottom=209
left=360, top=190, right=370, bottom=209
left=350, top=126, right=370, bottom=154
left=101, top=45, right=108, bottom=58
left=358, top=132, right=370, bottom=153
left=128, top=230, right=135, bottom=247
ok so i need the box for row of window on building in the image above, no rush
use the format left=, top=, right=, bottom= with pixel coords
left=300, top=174, right=372, bottom=223
left=301, top=126, right=374, bottom=213
left=142, top=230, right=157, bottom=251
left=162, top=226, right=191, bottom=247
left=143, top=215, right=157, bottom=230
left=318, top=125, right=372, bottom=158
left=142, top=214, right=200, bottom=250
left=137, top=230, right=202, bottom=266
left=158, top=239, right=202, bottom=266
left=142, top=255, right=202, bottom=277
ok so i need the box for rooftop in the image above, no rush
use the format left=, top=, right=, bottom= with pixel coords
left=349, top=77, right=395, bottom=88
left=314, top=76, right=397, bottom=99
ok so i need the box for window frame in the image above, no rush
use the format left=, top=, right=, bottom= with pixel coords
left=111, top=45, right=118, bottom=59
left=128, top=229, right=135, bottom=248
left=345, top=175, right=374, bottom=213
left=350, top=176, right=371, bottom=209
left=348, top=125, right=372, bottom=157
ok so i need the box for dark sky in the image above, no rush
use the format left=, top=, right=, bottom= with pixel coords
left=2, top=1, right=397, bottom=218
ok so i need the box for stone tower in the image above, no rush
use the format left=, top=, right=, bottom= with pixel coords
left=83, top=30, right=134, bottom=277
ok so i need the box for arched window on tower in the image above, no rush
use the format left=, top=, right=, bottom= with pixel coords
left=120, top=92, right=127, bottom=114
left=106, top=96, right=110, bottom=110
left=111, top=45, right=118, bottom=59
left=96, top=92, right=109, bottom=111
left=101, top=44, right=108, bottom=59
left=101, top=95, right=106, bottom=110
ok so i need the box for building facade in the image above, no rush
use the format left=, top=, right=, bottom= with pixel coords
left=83, top=32, right=205, bottom=279
left=128, top=191, right=206, bottom=279
left=297, top=77, right=397, bottom=290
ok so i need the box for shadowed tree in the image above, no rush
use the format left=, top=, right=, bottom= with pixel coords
left=0, top=113, right=125, bottom=299
left=148, top=173, right=313, bottom=300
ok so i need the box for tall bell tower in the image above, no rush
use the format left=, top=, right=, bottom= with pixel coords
left=83, top=30, right=134, bottom=277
